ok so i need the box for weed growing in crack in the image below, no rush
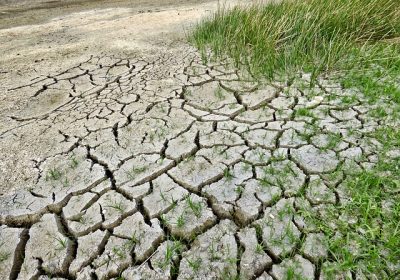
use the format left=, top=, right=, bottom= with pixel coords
left=159, top=190, right=167, bottom=202
left=46, top=167, right=62, bottom=181
left=323, top=168, right=343, bottom=183
left=235, top=185, right=244, bottom=196
left=69, top=155, right=79, bottom=169
left=158, top=104, right=167, bottom=114
left=228, top=103, right=237, bottom=109
left=322, top=132, right=343, bottom=151
left=275, top=108, right=285, bottom=118
left=254, top=224, right=263, bottom=238
left=105, top=199, right=126, bottom=213
left=185, top=89, right=193, bottom=97
left=223, top=168, right=234, bottom=181
left=220, top=267, right=238, bottom=280
left=192, top=67, right=199, bottom=75
left=261, top=163, right=296, bottom=189
left=148, top=132, right=156, bottom=142
left=285, top=266, right=298, bottom=280
left=160, top=214, right=169, bottom=226
left=208, top=240, right=220, bottom=261
left=176, top=214, right=186, bottom=228
left=76, top=215, right=89, bottom=225
left=158, top=239, right=184, bottom=271
left=126, top=165, right=147, bottom=180
left=184, top=155, right=195, bottom=162
left=62, top=177, right=69, bottom=188
left=270, top=236, right=283, bottom=247
left=255, top=242, right=264, bottom=254
left=259, top=176, right=273, bottom=188
left=0, top=252, right=10, bottom=263
left=214, top=85, right=225, bottom=100
left=295, top=107, right=315, bottom=118
left=127, top=233, right=139, bottom=247
left=283, top=225, right=298, bottom=244
left=187, top=257, right=202, bottom=272
left=241, top=162, right=252, bottom=172
left=112, top=246, right=127, bottom=260
left=218, top=148, right=229, bottom=160
left=277, top=204, right=295, bottom=221
left=270, top=153, right=286, bottom=162
left=320, top=262, right=351, bottom=280
left=226, top=256, right=237, bottom=266
left=186, top=196, right=203, bottom=218
left=54, top=236, right=68, bottom=251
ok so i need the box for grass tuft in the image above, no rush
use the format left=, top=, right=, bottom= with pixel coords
left=191, top=0, right=400, bottom=81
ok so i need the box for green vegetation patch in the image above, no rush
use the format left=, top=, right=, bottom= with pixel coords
left=192, top=0, right=400, bottom=277
left=191, top=0, right=400, bottom=81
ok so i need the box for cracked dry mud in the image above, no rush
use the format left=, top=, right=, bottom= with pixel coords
left=0, top=1, right=399, bottom=280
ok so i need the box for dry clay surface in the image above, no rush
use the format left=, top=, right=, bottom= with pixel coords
left=0, top=1, right=399, bottom=280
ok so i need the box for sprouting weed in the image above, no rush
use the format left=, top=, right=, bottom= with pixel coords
left=105, top=199, right=126, bottom=213
left=285, top=266, right=297, bottom=280
left=226, top=257, right=237, bottom=265
left=214, top=85, right=225, bottom=100
left=255, top=242, right=264, bottom=254
left=160, top=214, right=169, bottom=225
left=160, top=240, right=184, bottom=269
left=185, top=89, right=193, bottom=97
left=160, top=190, right=167, bottom=202
left=187, top=257, right=202, bottom=272
left=46, top=167, right=62, bottom=181
left=54, top=236, right=68, bottom=251
left=223, top=168, right=234, bottom=181
left=77, top=215, right=89, bottom=225
left=0, top=242, right=10, bottom=263
left=241, top=162, right=252, bottom=172
left=209, top=241, right=219, bottom=261
left=70, top=156, right=79, bottom=169
left=62, top=177, right=69, bottom=188
left=177, top=214, right=185, bottom=228
left=185, top=155, right=195, bottom=162
left=112, top=246, right=127, bottom=259
left=126, top=165, right=147, bottom=180
left=128, top=233, right=139, bottom=246
left=254, top=224, right=263, bottom=239
left=296, top=107, right=315, bottom=118
left=235, top=186, right=244, bottom=195
left=186, top=197, right=203, bottom=218
left=323, top=133, right=343, bottom=150
left=259, top=176, right=272, bottom=188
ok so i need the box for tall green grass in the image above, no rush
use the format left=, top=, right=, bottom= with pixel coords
left=191, top=0, right=400, bottom=79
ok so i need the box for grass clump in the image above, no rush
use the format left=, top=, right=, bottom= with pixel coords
left=191, top=0, right=400, bottom=80
left=329, top=158, right=400, bottom=277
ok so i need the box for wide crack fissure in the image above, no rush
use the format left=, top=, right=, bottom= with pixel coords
left=9, top=228, right=30, bottom=280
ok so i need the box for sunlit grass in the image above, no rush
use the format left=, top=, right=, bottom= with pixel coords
left=191, top=0, right=400, bottom=81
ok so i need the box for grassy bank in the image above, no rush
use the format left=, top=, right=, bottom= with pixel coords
left=191, top=0, right=400, bottom=81
left=191, top=0, right=400, bottom=278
